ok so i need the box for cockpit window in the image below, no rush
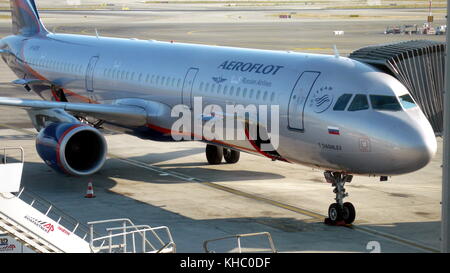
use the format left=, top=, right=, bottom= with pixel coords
left=333, top=94, right=353, bottom=111
left=369, top=95, right=402, bottom=111
left=348, top=94, right=369, bottom=111
left=399, top=94, right=417, bottom=109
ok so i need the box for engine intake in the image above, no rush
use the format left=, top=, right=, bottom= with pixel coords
left=36, top=122, right=107, bottom=176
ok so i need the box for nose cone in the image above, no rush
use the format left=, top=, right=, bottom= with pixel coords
left=388, top=119, right=437, bottom=174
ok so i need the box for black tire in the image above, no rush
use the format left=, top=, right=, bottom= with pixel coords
left=342, top=202, right=356, bottom=224
left=223, top=148, right=240, bottom=164
left=328, top=203, right=343, bottom=223
left=206, top=144, right=223, bottom=165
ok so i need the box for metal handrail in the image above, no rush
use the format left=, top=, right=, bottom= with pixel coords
left=203, top=232, right=277, bottom=253
left=87, top=219, right=175, bottom=253
left=91, top=226, right=174, bottom=253
left=15, top=187, right=93, bottom=241
left=1, top=147, right=24, bottom=164
left=105, top=224, right=170, bottom=246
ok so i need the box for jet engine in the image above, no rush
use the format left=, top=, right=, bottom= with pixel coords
left=36, top=122, right=107, bottom=176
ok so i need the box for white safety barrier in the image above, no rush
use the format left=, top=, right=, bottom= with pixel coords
left=0, top=147, right=24, bottom=193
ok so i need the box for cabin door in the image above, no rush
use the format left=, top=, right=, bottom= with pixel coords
left=181, top=68, right=199, bottom=109
left=288, top=71, right=320, bottom=131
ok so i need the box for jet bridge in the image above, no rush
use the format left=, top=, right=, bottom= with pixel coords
left=349, top=40, right=445, bottom=134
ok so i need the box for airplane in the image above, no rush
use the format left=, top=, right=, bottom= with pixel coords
left=0, top=0, right=437, bottom=225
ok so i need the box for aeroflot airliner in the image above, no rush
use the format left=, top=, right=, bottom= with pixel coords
left=0, top=0, right=437, bottom=224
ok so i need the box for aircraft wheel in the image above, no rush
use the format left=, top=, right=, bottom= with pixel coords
left=223, top=148, right=240, bottom=164
left=328, top=203, right=343, bottom=223
left=206, top=144, right=223, bottom=165
left=342, top=202, right=356, bottom=224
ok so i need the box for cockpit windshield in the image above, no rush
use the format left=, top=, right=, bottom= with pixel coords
left=369, top=95, right=402, bottom=111
left=348, top=94, right=369, bottom=111
left=398, top=94, right=417, bottom=109
left=333, top=94, right=353, bottom=111
left=332, top=93, right=417, bottom=112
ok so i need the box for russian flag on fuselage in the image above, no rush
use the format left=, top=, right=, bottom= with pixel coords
left=328, top=126, right=340, bottom=135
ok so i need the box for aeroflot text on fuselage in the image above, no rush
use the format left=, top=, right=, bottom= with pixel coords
left=218, top=60, right=284, bottom=75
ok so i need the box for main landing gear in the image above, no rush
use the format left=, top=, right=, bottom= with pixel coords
left=206, top=144, right=240, bottom=165
left=324, top=171, right=356, bottom=226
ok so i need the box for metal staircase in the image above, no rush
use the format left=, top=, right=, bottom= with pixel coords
left=0, top=197, right=61, bottom=253
left=0, top=189, right=93, bottom=253
left=0, top=147, right=176, bottom=253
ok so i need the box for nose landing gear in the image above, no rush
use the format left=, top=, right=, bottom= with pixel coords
left=324, top=171, right=356, bottom=225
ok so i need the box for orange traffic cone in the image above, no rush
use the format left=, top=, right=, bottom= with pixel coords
left=85, top=180, right=96, bottom=198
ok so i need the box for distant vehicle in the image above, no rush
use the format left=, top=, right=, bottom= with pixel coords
left=0, top=0, right=437, bottom=225
left=436, top=25, right=447, bottom=35
left=384, top=26, right=401, bottom=34
left=403, top=25, right=418, bottom=35
left=420, top=23, right=436, bottom=35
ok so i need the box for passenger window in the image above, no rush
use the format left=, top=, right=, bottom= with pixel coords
left=370, top=95, right=402, bottom=111
left=348, top=94, right=369, bottom=111
left=333, top=94, right=353, bottom=111
left=399, top=94, right=417, bottom=109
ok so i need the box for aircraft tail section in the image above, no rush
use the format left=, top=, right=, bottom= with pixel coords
left=10, top=0, right=48, bottom=36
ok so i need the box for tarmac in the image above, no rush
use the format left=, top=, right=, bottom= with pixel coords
left=0, top=4, right=446, bottom=253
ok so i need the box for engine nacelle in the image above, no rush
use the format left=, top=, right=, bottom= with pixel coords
left=36, top=122, right=107, bottom=176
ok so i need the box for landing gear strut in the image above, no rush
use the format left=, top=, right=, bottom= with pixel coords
left=324, top=171, right=356, bottom=225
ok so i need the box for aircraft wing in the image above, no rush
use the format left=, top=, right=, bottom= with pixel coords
left=0, top=97, right=148, bottom=126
